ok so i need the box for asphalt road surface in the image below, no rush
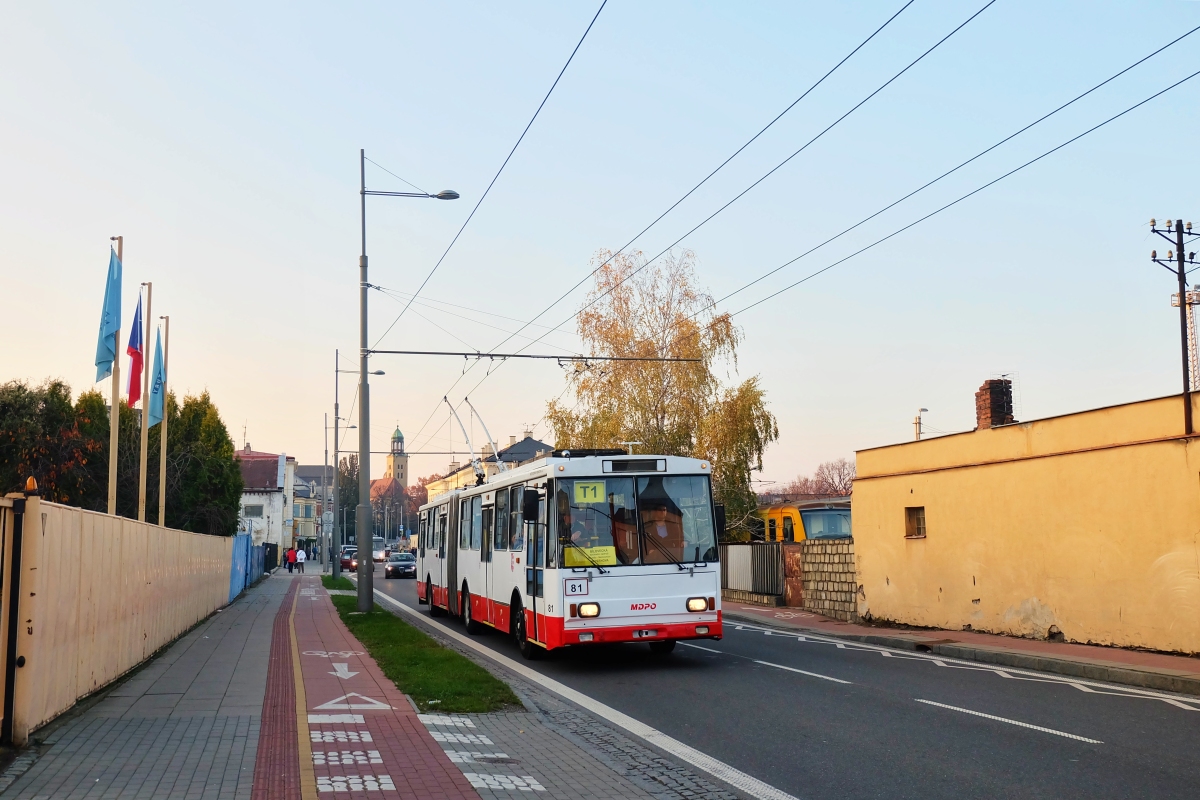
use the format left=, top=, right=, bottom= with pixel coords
left=369, top=568, right=1200, bottom=800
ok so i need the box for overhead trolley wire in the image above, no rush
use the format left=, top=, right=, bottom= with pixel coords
left=371, top=0, right=609, bottom=350
left=404, top=0, right=926, bottom=449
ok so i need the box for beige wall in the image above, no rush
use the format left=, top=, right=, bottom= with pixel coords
left=853, top=394, right=1200, bottom=655
left=7, top=498, right=232, bottom=743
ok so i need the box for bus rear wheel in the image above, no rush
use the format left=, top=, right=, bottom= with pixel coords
left=428, top=579, right=445, bottom=617
left=512, top=602, right=541, bottom=660
left=462, top=588, right=484, bottom=634
left=648, top=640, right=676, bottom=655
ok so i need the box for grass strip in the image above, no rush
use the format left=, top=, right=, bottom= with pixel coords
left=322, top=575, right=355, bottom=591
left=330, top=595, right=520, bottom=713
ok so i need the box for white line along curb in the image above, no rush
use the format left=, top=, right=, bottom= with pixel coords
left=372, top=589, right=802, bottom=800
left=915, top=699, right=1103, bottom=744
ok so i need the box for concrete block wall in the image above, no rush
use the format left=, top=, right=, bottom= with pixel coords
left=801, top=539, right=858, bottom=622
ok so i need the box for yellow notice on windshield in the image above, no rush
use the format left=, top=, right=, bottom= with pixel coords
left=574, top=481, right=605, bottom=504
left=563, top=546, right=617, bottom=567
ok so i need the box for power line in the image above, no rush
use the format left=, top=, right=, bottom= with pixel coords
left=372, top=0, right=609, bottom=349
left=370, top=349, right=700, bottom=362
left=726, top=68, right=1200, bottom=319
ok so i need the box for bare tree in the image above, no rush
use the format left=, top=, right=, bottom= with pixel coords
left=769, top=458, right=855, bottom=501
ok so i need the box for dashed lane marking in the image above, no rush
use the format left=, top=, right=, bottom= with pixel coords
left=372, top=588, right=802, bottom=800
left=915, top=699, right=1103, bottom=744
left=728, top=621, right=1200, bottom=712
left=753, top=659, right=852, bottom=685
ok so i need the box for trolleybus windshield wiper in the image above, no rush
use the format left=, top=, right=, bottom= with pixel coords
left=638, top=523, right=689, bottom=569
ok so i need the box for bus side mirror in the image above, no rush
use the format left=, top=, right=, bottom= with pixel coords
left=522, top=489, right=540, bottom=522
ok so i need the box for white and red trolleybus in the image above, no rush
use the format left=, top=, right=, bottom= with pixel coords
left=416, top=450, right=722, bottom=657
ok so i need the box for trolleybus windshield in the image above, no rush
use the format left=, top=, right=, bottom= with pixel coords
left=555, top=475, right=718, bottom=567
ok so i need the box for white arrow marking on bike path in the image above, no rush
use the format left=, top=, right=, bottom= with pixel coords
left=330, top=663, right=359, bottom=679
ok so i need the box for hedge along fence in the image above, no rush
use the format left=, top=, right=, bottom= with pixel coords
left=5, top=497, right=233, bottom=744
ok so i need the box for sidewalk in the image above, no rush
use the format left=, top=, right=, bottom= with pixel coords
left=724, top=603, right=1200, bottom=696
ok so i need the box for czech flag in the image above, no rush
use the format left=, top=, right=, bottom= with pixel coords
left=127, top=294, right=144, bottom=406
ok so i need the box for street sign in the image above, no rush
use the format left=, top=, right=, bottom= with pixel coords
left=323, top=511, right=334, bottom=524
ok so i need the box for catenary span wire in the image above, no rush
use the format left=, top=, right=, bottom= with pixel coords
left=371, top=0, right=609, bottom=350
left=403, top=0, right=928, bottom=447
left=723, top=69, right=1200, bottom=320
left=481, top=0, right=998, bottom=364
left=475, top=0, right=917, bottom=354
left=370, top=283, right=579, bottom=337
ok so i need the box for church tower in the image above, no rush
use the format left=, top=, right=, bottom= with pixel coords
left=384, top=426, right=409, bottom=489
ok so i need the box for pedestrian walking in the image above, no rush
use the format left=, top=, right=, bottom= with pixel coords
left=286, top=547, right=296, bottom=573
left=296, top=547, right=306, bottom=573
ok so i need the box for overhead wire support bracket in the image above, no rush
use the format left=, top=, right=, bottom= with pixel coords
left=368, top=349, right=699, bottom=362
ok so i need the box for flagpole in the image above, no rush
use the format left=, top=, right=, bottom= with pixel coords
left=137, top=282, right=153, bottom=521
left=158, top=315, right=170, bottom=526
left=107, top=236, right=123, bottom=516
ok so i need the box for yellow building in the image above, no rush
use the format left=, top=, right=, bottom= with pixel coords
left=853, top=383, right=1200, bottom=655
left=757, top=499, right=851, bottom=542
left=425, top=434, right=552, bottom=500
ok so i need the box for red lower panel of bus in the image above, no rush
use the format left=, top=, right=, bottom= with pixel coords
left=529, top=609, right=722, bottom=650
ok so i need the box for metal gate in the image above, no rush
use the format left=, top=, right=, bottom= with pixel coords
left=719, top=542, right=784, bottom=596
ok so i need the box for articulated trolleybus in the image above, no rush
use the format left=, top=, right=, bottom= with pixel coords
left=416, top=450, right=722, bottom=657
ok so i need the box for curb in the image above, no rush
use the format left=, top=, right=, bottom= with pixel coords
left=724, top=611, right=1200, bottom=698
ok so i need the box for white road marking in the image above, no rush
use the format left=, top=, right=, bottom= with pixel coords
left=308, top=714, right=365, bottom=724
left=915, top=699, right=1103, bottom=744
left=728, top=621, right=1200, bottom=712
left=316, top=774, right=395, bottom=792
left=303, top=650, right=365, bottom=658
left=444, top=751, right=511, bottom=764
left=313, top=693, right=393, bottom=711
left=679, top=643, right=722, bottom=653
left=753, top=659, right=852, bottom=685
left=419, top=714, right=476, bottom=728
left=463, top=773, right=545, bottom=791
left=430, top=731, right=494, bottom=745
left=372, top=589, right=802, bottom=800
left=311, top=730, right=373, bottom=743
left=330, top=663, right=359, bottom=679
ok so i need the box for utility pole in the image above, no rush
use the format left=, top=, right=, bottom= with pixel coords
left=332, top=349, right=341, bottom=579
left=913, top=408, right=928, bottom=441
left=1150, top=218, right=1199, bottom=434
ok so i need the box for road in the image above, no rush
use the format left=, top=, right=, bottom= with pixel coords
left=367, top=567, right=1200, bottom=800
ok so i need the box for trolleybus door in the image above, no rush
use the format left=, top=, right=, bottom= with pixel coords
left=482, top=493, right=494, bottom=625
left=446, top=500, right=459, bottom=617
left=522, top=486, right=545, bottom=642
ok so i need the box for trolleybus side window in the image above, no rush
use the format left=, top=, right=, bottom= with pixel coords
left=555, top=477, right=639, bottom=567
left=438, top=509, right=447, bottom=552
left=637, top=475, right=719, bottom=563
left=509, top=486, right=524, bottom=551
left=545, top=482, right=556, bottom=569
left=459, top=499, right=470, bottom=550
left=418, top=513, right=426, bottom=556
left=493, top=490, right=508, bottom=551
left=470, top=495, right=482, bottom=550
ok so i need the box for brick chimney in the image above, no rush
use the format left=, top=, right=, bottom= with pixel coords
left=975, top=379, right=1015, bottom=430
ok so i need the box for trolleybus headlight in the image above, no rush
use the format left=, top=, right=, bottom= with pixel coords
left=578, top=602, right=601, bottom=618
left=686, top=597, right=708, bottom=612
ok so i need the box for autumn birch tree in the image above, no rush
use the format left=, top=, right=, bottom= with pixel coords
left=546, top=249, right=777, bottom=535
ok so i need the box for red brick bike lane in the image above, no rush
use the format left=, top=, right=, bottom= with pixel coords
left=253, top=575, right=479, bottom=799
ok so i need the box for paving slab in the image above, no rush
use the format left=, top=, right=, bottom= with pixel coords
left=0, top=572, right=290, bottom=799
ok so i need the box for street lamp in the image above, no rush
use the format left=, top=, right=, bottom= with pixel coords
left=914, top=408, right=929, bottom=441
left=357, top=148, right=458, bottom=611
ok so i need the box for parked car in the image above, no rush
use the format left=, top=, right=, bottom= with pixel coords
left=384, top=552, right=416, bottom=580
left=340, top=548, right=358, bottom=572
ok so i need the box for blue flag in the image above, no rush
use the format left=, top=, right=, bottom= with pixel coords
left=148, top=327, right=166, bottom=427
left=94, top=248, right=123, bottom=382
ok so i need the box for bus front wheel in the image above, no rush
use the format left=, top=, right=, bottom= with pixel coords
left=512, top=602, right=541, bottom=660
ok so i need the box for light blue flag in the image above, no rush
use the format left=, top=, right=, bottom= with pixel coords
left=148, top=327, right=166, bottom=427
left=94, top=248, right=123, bottom=382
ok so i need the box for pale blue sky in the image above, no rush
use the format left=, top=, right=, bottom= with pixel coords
left=2, top=1, right=1199, bottom=485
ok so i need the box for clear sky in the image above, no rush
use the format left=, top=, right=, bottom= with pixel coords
left=2, top=1, right=1199, bottom=487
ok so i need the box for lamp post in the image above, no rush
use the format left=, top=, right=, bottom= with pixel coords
left=914, top=408, right=929, bottom=441
left=357, top=147, right=458, bottom=611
